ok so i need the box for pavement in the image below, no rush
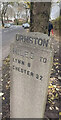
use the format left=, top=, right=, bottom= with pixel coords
left=0, top=25, right=25, bottom=66
left=0, top=25, right=25, bottom=120
left=2, top=25, right=25, bottom=59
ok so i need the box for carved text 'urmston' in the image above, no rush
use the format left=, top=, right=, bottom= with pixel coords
left=16, top=34, right=49, bottom=47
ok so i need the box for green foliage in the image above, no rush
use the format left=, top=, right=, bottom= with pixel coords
left=24, top=1, right=30, bottom=8
left=55, top=16, right=61, bottom=21
left=52, top=16, right=61, bottom=30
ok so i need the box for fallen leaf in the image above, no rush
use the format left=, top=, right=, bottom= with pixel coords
left=56, top=106, right=59, bottom=111
left=53, top=85, right=56, bottom=88
left=3, top=97, right=5, bottom=100
left=59, top=112, right=61, bottom=116
left=56, top=88, right=59, bottom=91
left=1, top=79, right=3, bottom=82
left=0, top=92, right=4, bottom=97
left=0, top=113, right=2, bottom=115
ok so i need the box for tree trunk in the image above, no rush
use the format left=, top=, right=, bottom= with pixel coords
left=60, top=9, right=61, bottom=16
left=30, top=2, right=51, bottom=33
left=1, top=14, right=4, bottom=27
left=26, top=8, right=28, bottom=22
left=7, top=16, right=8, bottom=21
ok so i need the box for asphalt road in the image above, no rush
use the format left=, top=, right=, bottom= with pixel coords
left=0, top=25, right=25, bottom=119
left=0, top=25, right=26, bottom=66
left=2, top=25, right=25, bottom=60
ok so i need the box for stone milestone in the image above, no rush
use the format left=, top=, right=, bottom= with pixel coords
left=10, top=32, right=53, bottom=118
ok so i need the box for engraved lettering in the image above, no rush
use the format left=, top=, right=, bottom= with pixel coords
left=38, top=39, right=42, bottom=46
left=29, top=37, right=33, bottom=44
left=40, top=76, right=43, bottom=80
left=40, top=57, right=47, bottom=63
left=21, top=69, right=23, bottom=73
left=25, top=51, right=28, bottom=58
left=15, top=59, right=17, bottom=62
left=18, top=59, right=21, bottom=64
left=28, top=63, right=31, bottom=67
left=36, top=74, right=39, bottom=79
left=13, top=65, right=15, bottom=69
left=16, top=35, right=49, bottom=47
left=30, top=52, right=34, bottom=59
left=42, top=39, right=49, bottom=47
left=22, top=61, right=24, bottom=65
left=13, top=65, right=43, bottom=81
left=43, top=58, right=47, bottom=63
left=31, top=72, right=34, bottom=77
left=24, top=70, right=26, bottom=74
left=40, top=57, right=43, bottom=62
left=27, top=71, right=30, bottom=75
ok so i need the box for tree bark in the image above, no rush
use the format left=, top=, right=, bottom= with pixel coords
left=1, top=14, right=4, bottom=27
left=30, top=2, right=51, bottom=33
left=60, top=9, right=61, bottom=16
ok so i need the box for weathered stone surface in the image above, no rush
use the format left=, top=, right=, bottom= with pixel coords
left=15, top=32, right=52, bottom=49
left=10, top=32, right=53, bottom=118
